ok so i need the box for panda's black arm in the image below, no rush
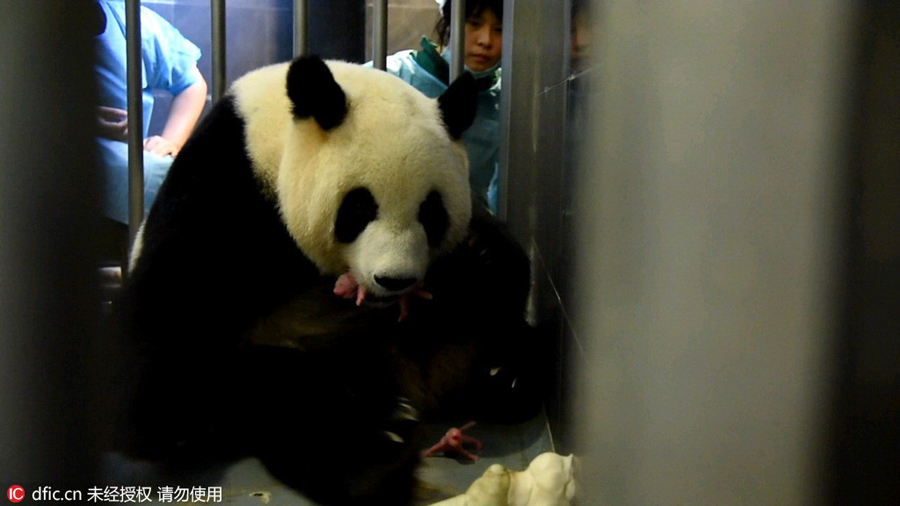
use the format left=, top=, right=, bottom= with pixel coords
left=121, top=95, right=323, bottom=458
left=129, top=95, right=322, bottom=337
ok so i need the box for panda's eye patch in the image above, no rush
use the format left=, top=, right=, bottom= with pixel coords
left=418, top=191, right=449, bottom=247
left=336, top=187, right=378, bottom=243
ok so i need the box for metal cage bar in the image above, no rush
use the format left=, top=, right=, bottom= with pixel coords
left=211, top=0, right=227, bottom=102
left=449, top=0, right=465, bottom=81
left=372, top=0, right=388, bottom=69
left=126, top=0, right=144, bottom=243
left=294, top=0, right=308, bottom=56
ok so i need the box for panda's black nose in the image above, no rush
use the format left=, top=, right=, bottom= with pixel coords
left=374, top=276, right=418, bottom=292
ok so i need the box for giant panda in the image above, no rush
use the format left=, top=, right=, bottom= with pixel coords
left=119, top=56, right=542, bottom=505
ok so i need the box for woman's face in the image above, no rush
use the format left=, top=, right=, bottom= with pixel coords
left=464, top=8, right=502, bottom=72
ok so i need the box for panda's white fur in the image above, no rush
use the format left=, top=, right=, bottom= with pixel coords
left=232, top=60, right=471, bottom=297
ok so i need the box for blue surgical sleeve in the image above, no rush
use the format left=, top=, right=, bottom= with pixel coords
left=140, top=6, right=202, bottom=95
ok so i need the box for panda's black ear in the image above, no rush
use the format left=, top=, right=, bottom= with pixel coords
left=286, top=55, right=348, bottom=131
left=438, top=73, right=478, bottom=139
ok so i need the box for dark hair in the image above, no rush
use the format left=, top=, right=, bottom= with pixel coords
left=436, top=0, right=504, bottom=47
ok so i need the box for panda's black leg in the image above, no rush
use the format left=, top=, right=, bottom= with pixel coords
left=416, top=209, right=547, bottom=424
left=247, top=344, right=423, bottom=506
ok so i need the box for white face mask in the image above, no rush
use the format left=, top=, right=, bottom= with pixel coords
left=440, top=45, right=501, bottom=79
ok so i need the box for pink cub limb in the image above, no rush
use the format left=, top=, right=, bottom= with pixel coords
left=397, top=283, right=433, bottom=322
left=333, top=272, right=433, bottom=322
left=334, top=271, right=366, bottom=306
left=421, top=421, right=483, bottom=461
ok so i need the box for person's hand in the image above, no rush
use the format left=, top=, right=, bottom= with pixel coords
left=97, top=106, right=128, bottom=142
left=143, top=135, right=181, bottom=158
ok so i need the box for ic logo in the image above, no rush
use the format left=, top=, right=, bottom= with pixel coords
left=7, top=486, right=24, bottom=503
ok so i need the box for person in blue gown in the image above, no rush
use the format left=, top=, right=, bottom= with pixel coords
left=375, top=0, right=503, bottom=214
left=94, top=0, right=207, bottom=224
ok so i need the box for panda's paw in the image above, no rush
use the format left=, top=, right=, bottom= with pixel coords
left=382, top=397, right=420, bottom=444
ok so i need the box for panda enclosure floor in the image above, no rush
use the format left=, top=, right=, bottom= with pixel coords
left=102, top=414, right=554, bottom=505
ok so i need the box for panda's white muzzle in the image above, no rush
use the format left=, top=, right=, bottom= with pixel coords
left=345, top=221, right=429, bottom=298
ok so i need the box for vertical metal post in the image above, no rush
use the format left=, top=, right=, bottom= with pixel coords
left=126, top=0, right=144, bottom=242
left=372, top=0, right=388, bottom=70
left=497, top=1, right=511, bottom=221
left=211, top=0, right=227, bottom=102
left=294, top=0, right=308, bottom=56
left=449, top=0, right=465, bottom=81
left=1, top=1, right=104, bottom=484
